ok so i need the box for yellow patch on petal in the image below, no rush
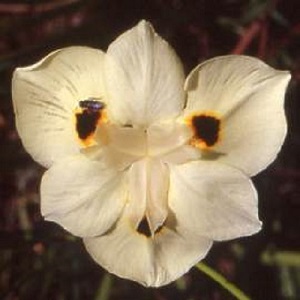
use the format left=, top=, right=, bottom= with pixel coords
left=74, top=99, right=108, bottom=147
left=185, top=111, right=222, bottom=150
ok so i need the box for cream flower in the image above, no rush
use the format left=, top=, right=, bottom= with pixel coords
left=12, top=20, right=290, bottom=287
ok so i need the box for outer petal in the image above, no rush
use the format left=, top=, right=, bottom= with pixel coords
left=185, top=55, right=291, bottom=176
left=105, top=20, right=185, bottom=126
left=41, top=155, right=125, bottom=237
left=169, top=161, right=262, bottom=241
left=12, top=46, right=106, bottom=168
left=84, top=209, right=212, bottom=287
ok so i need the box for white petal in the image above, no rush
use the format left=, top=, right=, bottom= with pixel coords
left=84, top=209, right=212, bottom=287
left=169, top=161, right=262, bottom=241
left=146, top=159, right=169, bottom=233
left=105, top=20, right=185, bottom=126
left=185, top=55, right=291, bottom=176
left=100, top=125, right=146, bottom=157
left=147, top=120, right=200, bottom=165
left=83, top=125, right=146, bottom=171
left=126, top=159, right=169, bottom=234
left=161, top=145, right=201, bottom=165
left=151, top=226, right=212, bottom=286
left=126, top=160, right=147, bottom=227
left=12, top=46, right=106, bottom=167
left=147, top=120, right=192, bottom=157
left=41, top=155, right=125, bottom=237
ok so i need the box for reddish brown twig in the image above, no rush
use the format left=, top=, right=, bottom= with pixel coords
left=258, top=20, right=269, bottom=59
left=231, top=20, right=262, bottom=54
left=231, top=0, right=279, bottom=55
left=0, top=0, right=80, bottom=14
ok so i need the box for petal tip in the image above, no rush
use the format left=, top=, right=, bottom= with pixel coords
left=137, top=19, right=153, bottom=28
left=276, top=70, right=292, bottom=86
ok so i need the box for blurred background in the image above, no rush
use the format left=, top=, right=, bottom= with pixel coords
left=0, top=0, right=299, bottom=299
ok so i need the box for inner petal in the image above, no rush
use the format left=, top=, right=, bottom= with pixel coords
left=145, top=159, right=169, bottom=234
left=82, top=125, right=146, bottom=172
left=128, top=159, right=169, bottom=237
left=147, top=120, right=192, bottom=157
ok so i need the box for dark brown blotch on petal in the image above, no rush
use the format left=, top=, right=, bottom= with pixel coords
left=190, top=114, right=221, bottom=148
left=76, top=110, right=101, bottom=140
left=75, top=99, right=106, bottom=144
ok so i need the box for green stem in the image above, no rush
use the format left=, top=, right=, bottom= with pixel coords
left=195, top=262, right=251, bottom=300
left=95, top=273, right=113, bottom=300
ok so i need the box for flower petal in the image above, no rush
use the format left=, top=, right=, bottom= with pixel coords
left=82, top=125, right=146, bottom=171
left=41, top=155, right=125, bottom=237
left=146, top=159, right=169, bottom=233
left=126, top=160, right=147, bottom=227
left=126, top=159, right=169, bottom=235
left=84, top=208, right=212, bottom=287
left=147, top=120, right=192, bottom=157
left=169, top=161, right=262, bottom=241
left=105, top=20, right=185, bottom=126
left=12, top=46, right=106, bottom=167
left=185, top=55, right=290, bottom=176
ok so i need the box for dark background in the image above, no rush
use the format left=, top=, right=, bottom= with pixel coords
left=0, top=0, right=299, bottom=299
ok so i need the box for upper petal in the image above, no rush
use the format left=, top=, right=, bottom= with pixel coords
left=169, top=160, right=262, bottom=241
left=12, top=46, right=106, bottom=168
left=41, top=155, right=125, bottom=237
left=105, top=20, right=185, bottom=126
left=84, top=207, right=212, bottom=287
left=184, top=55, right=290, bottom=176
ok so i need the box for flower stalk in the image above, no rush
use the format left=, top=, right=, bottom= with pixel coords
left=196, top=262, right=251, bottom=300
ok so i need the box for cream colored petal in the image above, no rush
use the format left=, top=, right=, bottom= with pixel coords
left=147, top=120, right=192, bottom=157
left=147, top=120, right=199, bottom=165
left=41, top=155, right=125, bottom=237
left=160, top=145, right=201, bottom=165
left=12, top=46, right=106, bottom=168
left=126, top=159, right=169, bottom=234
left=126, top=160, right=147, bottom=227
left=169, top=161, right=262, bottom=241
left=185, top=55, right=290, bottom=176
left=146, top=159, right=169, bottom=233
left=84, top=218, right=155, bottom=286
left=105, top=20, right=185, bottom=126
left=83, top=125, right=146, bottom=171
left=84, top=209, right=212, bottom=287
left=151, top=226, right=212, bottom=287
left=100, top=125, right=146, bottom=157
